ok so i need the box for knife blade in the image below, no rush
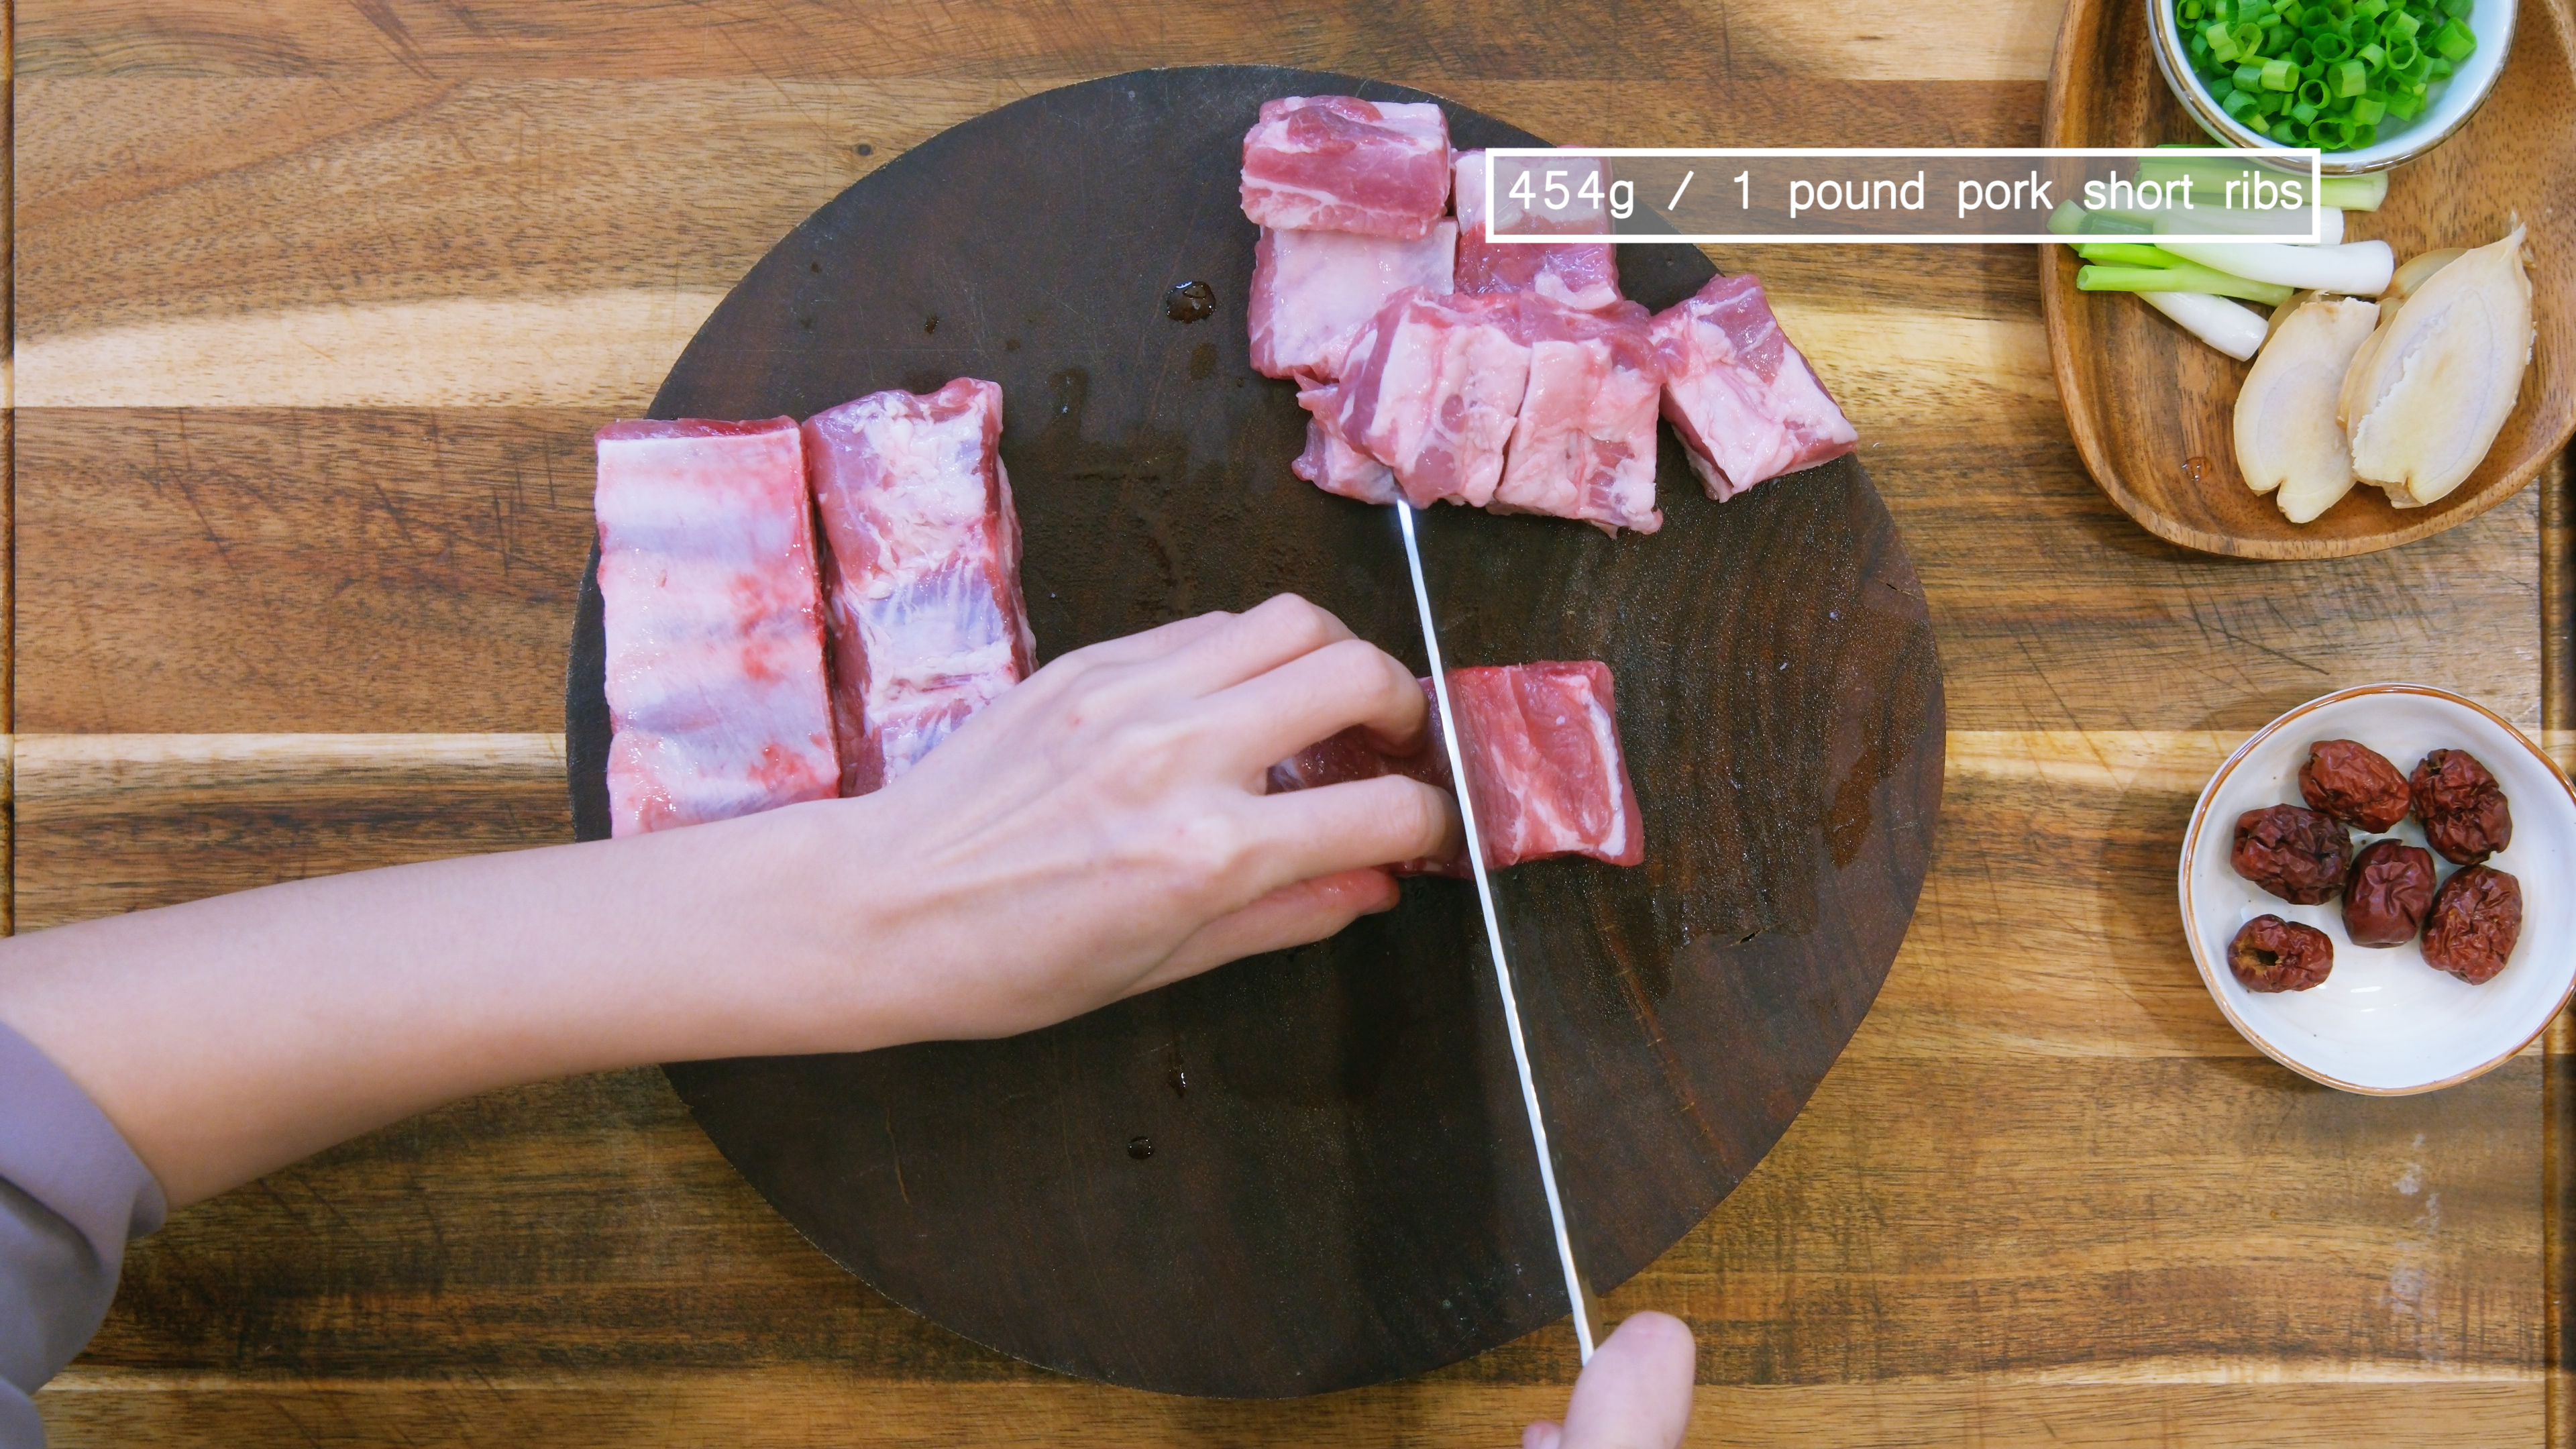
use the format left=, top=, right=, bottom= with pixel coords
left=1391, top=500, right=1607, bottom=1364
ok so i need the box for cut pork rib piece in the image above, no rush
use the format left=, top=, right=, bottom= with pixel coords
left=1248, top=221, right=1457, bottom=379
left=1240, top=96, right=1452, bottom=240
left=1267, top=661, right=1642, bottom=873
left=1650, top=272, right=1858, bottom=500
left=1322, top=290, right=1662, bottom=531
left=594, top=417, right=839, bottom=836
left=1449, top=661, right=1643, bottom=868
left=1332, top=289, right=1532, bottom=509
left=1291, top=375, right=1401, bottom=504
left=804, top=378, right=1036, bottom=797
left=1452, top=150, right=1621, bottom=313
left=1493, top=300, right=1664, bottom=535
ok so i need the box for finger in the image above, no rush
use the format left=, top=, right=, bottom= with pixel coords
left=1249, top=775, right=1460, bottom=886
left=1139, top=593, right=1356, bottom=697
left=1196, top=637, right=1430, bottom=775
left=1523, top=1424, right=1564, bottom=1449
left=1558, top=1312, right=1697, bottom=1449
left=1128, top=869, right=1399, bottom=993
left=1043, top=609, right=1239, bottom=672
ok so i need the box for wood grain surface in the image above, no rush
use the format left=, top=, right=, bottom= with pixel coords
left=2042, top=0, right=2576, bottom=558
left=10, top=0, right=2571, bottom=1444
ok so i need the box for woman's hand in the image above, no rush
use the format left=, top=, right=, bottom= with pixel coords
left=1523, top=1313, right=1698, bottom=1449
left=0, top=594, right=1456, bottom=1205
left=767, top=591, right=1463, bottom=1044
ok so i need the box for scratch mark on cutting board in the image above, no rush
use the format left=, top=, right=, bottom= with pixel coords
left=885, top=1106, right=910, bottom=1205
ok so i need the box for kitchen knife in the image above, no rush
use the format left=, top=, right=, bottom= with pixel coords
left=1391, top=501, right=1608, bottom=1364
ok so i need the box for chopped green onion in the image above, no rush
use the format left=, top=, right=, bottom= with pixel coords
left=2358, top=40, right=2387, bottom=67
left=2076, top=264, right=2297, bottom=305
left=2431, top=17, right=2474, bottom=56
left=2298, top=77, right=2331, bottom=104
left=2312, top=30, right=2353, bottom=58
left=2330, top=57, right=2368, bottom=91
left=2204, top=19, right=2241, bottom=56
left=2350, top=92, right=2387, bottom=123
left=2261, top=56, right=2299, bottom=87
left=2385, top=85, right=2424, bottom=116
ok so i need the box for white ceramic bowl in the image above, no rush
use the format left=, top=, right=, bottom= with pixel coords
left=2148, top=0, right=2517, bottom=173
left=2180, top=684, right=2576, bottom=1093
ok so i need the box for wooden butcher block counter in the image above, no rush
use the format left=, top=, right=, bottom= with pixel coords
left=11, top=2, right=2573, bottom=1444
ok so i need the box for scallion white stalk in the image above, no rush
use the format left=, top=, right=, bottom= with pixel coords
left=2157, top=238, right=2394, bottom=296
left=2139, top=290, right=2270, bottom=361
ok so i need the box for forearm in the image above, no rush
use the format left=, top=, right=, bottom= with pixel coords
left=0, top=799, right=883, bottom=1208
left=0, top=598, right=1454, bottom=1212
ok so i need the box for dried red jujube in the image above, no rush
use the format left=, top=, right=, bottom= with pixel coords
left=2231, top=804, right=2352, bottom=904
left=2411, top=749, right=2512, bottom=865
left=2228, top=915, right=2334, bottom=992
left=2420, top=864, right=2523, bottom=984
left=2341, top=839, right=2436, bottom=947
left=2298, top=739, right=2411, bottom=831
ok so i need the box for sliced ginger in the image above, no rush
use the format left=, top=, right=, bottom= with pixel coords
left=2235, top=294, right=2380, bottom=524
left=2342, top=225, right=2534, bottom=508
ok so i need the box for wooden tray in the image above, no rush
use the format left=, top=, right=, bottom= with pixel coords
left=564, top=66, right=1944, bottom=1396
left=2042, top=0, right=2576, bottom=558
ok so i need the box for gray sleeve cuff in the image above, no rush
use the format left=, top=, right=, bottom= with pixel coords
left=0, top=1020, right=168, bottom=1447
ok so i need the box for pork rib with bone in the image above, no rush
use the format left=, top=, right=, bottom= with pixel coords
left=1451, top=149, right=1621, bottom=313
left=1330, top=288, right=1664, bottom=533
left=1268, top=661, right=1644, bottom=874
left=804, top=378, right=1036, bottom=798
left=1239, top=96, right=1452, bottom=240
left=1649, top=272, right=1858, bottom=499
left=1248, top=221, right=1458, bottom=380
left=594, top=418, right=840, bottom=836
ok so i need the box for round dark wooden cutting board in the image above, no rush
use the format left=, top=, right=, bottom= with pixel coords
left=564, top=66, right=1943, bottom=1397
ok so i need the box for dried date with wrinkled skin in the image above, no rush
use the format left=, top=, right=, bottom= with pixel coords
left=2228, top=915, right=2334, bottom=991
left=2298, top=739, right=2410, bottom=831
left=2231, top=805, right=2352, bottom=904
left=2341, top=839, right=2436, bottom=947
left=2411, top=749, right=2512, bottom=865
left=2421, top=865, right=2523, bottom=984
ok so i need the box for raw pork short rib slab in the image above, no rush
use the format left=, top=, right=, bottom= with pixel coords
left=805, top=378, right=1036, bottom=797
left=1267, top=661, right=1643, bottom=874
left=1248, top=221, right=1458, bottom=379
left=1651, top=273, right=1860, bottom=500
left=1452, top=150, right=1621, bottom=313
left=594, top=418, right=840, bottom=836
left=1493, top=300, right=1665, bottom=535
left=1239, top=96, right=1452, bottom=239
